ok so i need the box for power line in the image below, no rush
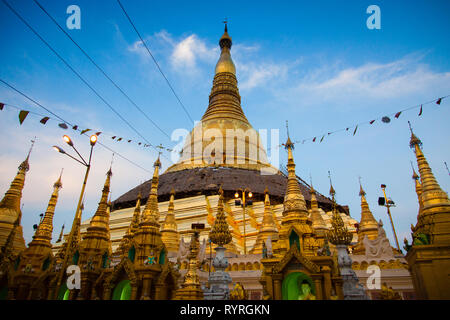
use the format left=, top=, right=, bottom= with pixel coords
left=32, top=0, right=171, bottom=140
left=0, top=77, right=152, bottom=174
left=1, top=0, right=161, bottom=155
left=116, top=0, right=195, bottom=125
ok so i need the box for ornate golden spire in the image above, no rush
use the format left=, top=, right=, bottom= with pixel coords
left=282, top=137, right=308, bottom=219
left=56, top=223, right=65, bottom=243
left=161, top=189, right=180, bottom=252
left=215, top=23, right=235, bottom=75
left=29, top=170, right=63, bottom=247
left=141, top=156, right=161, bottom=225
left=309, top=184, right=327, bottom=234
left=408, top=123, right=450, bottom=244
left=250, top=187, right=279, bottom=254
left=357, top=181, right=378, bottom=238
left=0, top=142, right=34, bottom=251
left=209, top=187, right=232, bottom=246
left=326, top=183, right=352, bottom=246
left=83, top=168, right=113, bottom=241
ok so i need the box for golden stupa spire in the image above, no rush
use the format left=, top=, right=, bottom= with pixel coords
left=250, top=187, right=279, bottom=254
left=353, top=179, right=379, bottom=254
left=161, top=189, right=180, bottom=252
left=141, top=155, right=161, bottom=225
left=116, top=192, right=141, bottom=257
left=358, top=180, right=378, bottom=237
left=309, top=183, right=327, bottom=234
left=56, top=223, right=65, bottom=243
left=209, top=187, right=232, bottom=247
left=282, top=132, right=308, bottom=219
left=326, top=180, right=352, bottom=246
left=29, top=169, right=63, bottom=247
left=83, top=167, right=113, bottom=241
left=0, top=140, right=34, bottom=251
left=201, top=23, right=248, bottom=124
left=408, top=122, right=450, bottom=244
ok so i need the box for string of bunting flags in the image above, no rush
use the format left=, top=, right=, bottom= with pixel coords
left=0, top=101, right=174, bottom=153
left=291, top=95, right=448, bottom=146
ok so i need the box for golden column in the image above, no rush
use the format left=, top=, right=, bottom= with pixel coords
left=234, top=188, right=253, bottom=255
left=405, top=124, right=450, bottom=299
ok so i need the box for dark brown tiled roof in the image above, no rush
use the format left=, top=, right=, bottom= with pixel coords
left=112, top=167, right=347, bottom=213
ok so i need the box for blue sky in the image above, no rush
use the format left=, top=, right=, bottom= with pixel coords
left=0, top=0, right=449, bottom=248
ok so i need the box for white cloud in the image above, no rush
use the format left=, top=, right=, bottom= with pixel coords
left=170, top=34, right=217, bottom=69
left=237, top=61, right=289, bottom=90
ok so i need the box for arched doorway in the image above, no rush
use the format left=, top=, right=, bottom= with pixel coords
left=282, top=272, right=316, bottom=300
left=57, top=283, right=70, bottom=300
left=289, top=231, right=300, bottom=251
left=112, top=279, right=131, bottom=300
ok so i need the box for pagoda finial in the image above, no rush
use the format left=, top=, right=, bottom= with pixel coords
left=328, top=171, right=336, bottom=198
left=359, top=176, right=366, bottom=197
left=408, top=121, right=422, bottom=149
left=223, top=18, right=228, bottom=32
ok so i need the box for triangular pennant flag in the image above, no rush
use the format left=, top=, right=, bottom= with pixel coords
left=328, top=132, right=331, bottom=135
left=80, top=129, right=91, bottom=135
left=117, top=138, right=122, bottom=141
left=369, top=120, right=375, bottom=124
left=18, top=110, right=29, bottom=125
left=320, top=135, right=324, bottom=143
left=395, top=111, right=402, bottom=119
left=346, top=128, right=349, bottom=131
left=112, top=136, right=116, bottom=139
left=95, top=132, right=102, bottom=136
left=72, top=125, right=78, bottom=130
left=436, top=98, right=442, bottom=105
left=40, top=117, right=50, bottom=124
left=353, top=125, right=358, bottom=136
left=0, top=103, right=4, bottom=110
left=128, top=140, right=132, bottom=143
left=58, top=123, right=68, bottom=129
left=418, top=105, right=423, bottom=116
left=312, top=137, right=316, bottom=142
left=138, top=142, right=142, bottom=145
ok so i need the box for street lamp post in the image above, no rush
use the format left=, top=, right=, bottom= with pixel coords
left=234, top=188, right=253, bottom=255
left=378, top=184, right=401, bottom=252
left=52, top=134, right=97, bottom=299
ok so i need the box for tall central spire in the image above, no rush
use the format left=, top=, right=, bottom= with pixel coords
left=167, top=25, right=273, bottom=172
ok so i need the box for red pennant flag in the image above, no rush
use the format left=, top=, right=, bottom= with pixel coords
left=80, top=129, right=91, bottom=135
left=395, top=111, right=402, bottom=119
left=312, top=137, right=316, bottom=142
left=418, top=105, right=423, bottom=116
left=369, top=120, right=375, bottom=124
left=72, top=125, right=78, bottom=130
left=436, top=98, right=442, bottom=105
left=18, top=110, right=29, bottom=125
left=58, top=123, right=68, bottom=129
left=0, top=103, right=4, bottom=110
left=117, top=138, right=122, bottom=141
left=40, top=117, right=50, bottom=124
left=95, top=132, right=102, bottom=136
left=320, top=135, right=324, bottom=143
left=353, top=125, right=358, bottom=136
left=112, top=136, right=116, bottom=139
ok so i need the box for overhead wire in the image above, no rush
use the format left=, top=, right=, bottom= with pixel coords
left=32, top=0, right=171, bottom=140
left=116, top=0, right=195, bottom=125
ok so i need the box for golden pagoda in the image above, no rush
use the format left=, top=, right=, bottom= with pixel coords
left=76, top=168, right=113, bottom=300
left=166, top=23, right=272, bottom=173
left=10, top=171, right=63, bottom=300
left=352, top=183, right=379, bottom=254
left=250, top=188, right=279, bottom=254
left=160, top=189, right=180, bottom=254
left=405, top=126, right=450, bottom=299
left=0, top=146, right=33, bottom=254
left=259, top=138, right=344, bottom=300
left=115, top=192, right=142, bottom=258
left=272, top=137, right=316, bottom=257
